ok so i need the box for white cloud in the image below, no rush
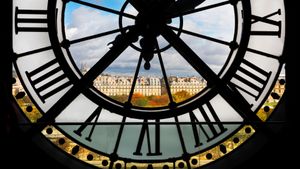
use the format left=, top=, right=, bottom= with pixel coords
left=66, top=6, right=121, bottom=68
left=176, top=3, right=235, bottom=74
left=65, top=27, right=78, bottom=39
left=189, top=5, right=235, bottom=41
left=65, top=1, right=235, bottom=77
left=66, top=6, right=119, bottom=40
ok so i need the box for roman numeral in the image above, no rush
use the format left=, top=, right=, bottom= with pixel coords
left=133, top=119, right=162, bottom=156
left=190, top=102, right=227, bottom=147
left=231, top=59, right=271, bottom=101
left=73, top=107, right=102, bottom=142
left=15, top=7, right=48, bottom=34
left=26, top=59, right=72, bottom=103
left=13, top=46, right=53, bottom=61
left=247, top=48, right=279, bottom=60
left=251, top=9, right=282, bottom=37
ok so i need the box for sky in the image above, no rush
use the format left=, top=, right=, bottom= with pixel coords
left=64, top=0, right=235, bottom=77
left=55, top=1, right=285, bottom=147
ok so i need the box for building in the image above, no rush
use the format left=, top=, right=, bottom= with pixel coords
left=94, top=75, right=162, bottom=96
left=93, top=75, right=208, bottom=97
left=169, top=76, right=207, bottom=95
left=135, top=76, right=161, bottom=96
left=12, top=69, right=285, bottom=101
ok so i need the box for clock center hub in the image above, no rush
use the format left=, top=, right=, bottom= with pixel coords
left=135, top=8, right=170, bottom=38
left=119, top=0, right=183, bottom=54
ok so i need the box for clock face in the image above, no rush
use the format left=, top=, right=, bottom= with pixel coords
left=12, top=0, right=286, bottom=168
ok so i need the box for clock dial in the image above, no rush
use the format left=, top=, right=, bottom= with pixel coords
left=12, top=0, right=286, bottom=168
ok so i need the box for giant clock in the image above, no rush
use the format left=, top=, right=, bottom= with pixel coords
left=12, top=0, right=286, bottom=169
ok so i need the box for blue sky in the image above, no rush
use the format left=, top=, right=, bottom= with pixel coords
left=65, top=0, right=124, bottom=25
left=64, top=2, right=80, bottom=25
left=64, top=0, right=235, bottom=76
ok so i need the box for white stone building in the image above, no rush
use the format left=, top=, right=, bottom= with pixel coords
left=94, top=75, right=161, bottom=96
left=169, top=76, right=206, bottom=95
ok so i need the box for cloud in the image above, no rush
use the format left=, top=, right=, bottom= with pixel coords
left=184, top=4, right=235, bottom=41
left=66, top=6, right=121, bottom=67
left=66, top=6, right=119, bottom=39
left=65, top=1, right=235, bottom=77
left=176, top=4, right=235, bottom=74
left=65, top=27, right=78, bottom=39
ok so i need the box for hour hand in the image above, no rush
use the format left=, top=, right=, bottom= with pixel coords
left=140, top=37, right=155, bottom=70
left=166, top=0, right=205, bottom=17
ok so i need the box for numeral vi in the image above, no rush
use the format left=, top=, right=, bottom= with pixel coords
left=133, top=120, right=162, bottom=156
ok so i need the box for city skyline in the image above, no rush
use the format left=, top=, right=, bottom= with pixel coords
left=93, top=73, right=206, bottom=97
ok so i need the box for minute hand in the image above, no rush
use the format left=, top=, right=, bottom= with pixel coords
left=26, top=27, right=140, bottom=136
left=160, top=26, right=266, bottom=127
left=166, top=0, right=205, bottom=17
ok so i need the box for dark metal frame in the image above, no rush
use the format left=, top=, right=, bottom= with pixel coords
left=3, top=0, right=295, bottom=169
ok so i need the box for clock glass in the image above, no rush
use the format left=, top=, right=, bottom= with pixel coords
left=12, top=0, right=286, bottom=168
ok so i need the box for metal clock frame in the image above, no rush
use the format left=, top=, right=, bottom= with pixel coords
left=5, top=0, right=292, bottom=169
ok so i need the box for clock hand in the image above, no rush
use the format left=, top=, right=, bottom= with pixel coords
left=25, top=27, right=140, bottom=136
left=140, top=36, right=155, bottom=70
left=160, top=26, right=266, bottom=127
left=162, top=26, right=276, bottom=136
left=161, top=26, right=218, bottom=85
left=166, top=0, right=206, bottom=17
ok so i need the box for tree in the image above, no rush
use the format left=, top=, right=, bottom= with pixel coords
left=148, top=95, right=169, bottom=107
left=173, top=90, right=192, bottom=103
left=110, top=95, right=128, bottom=103
left=132, top=93, right=148, bottom=107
